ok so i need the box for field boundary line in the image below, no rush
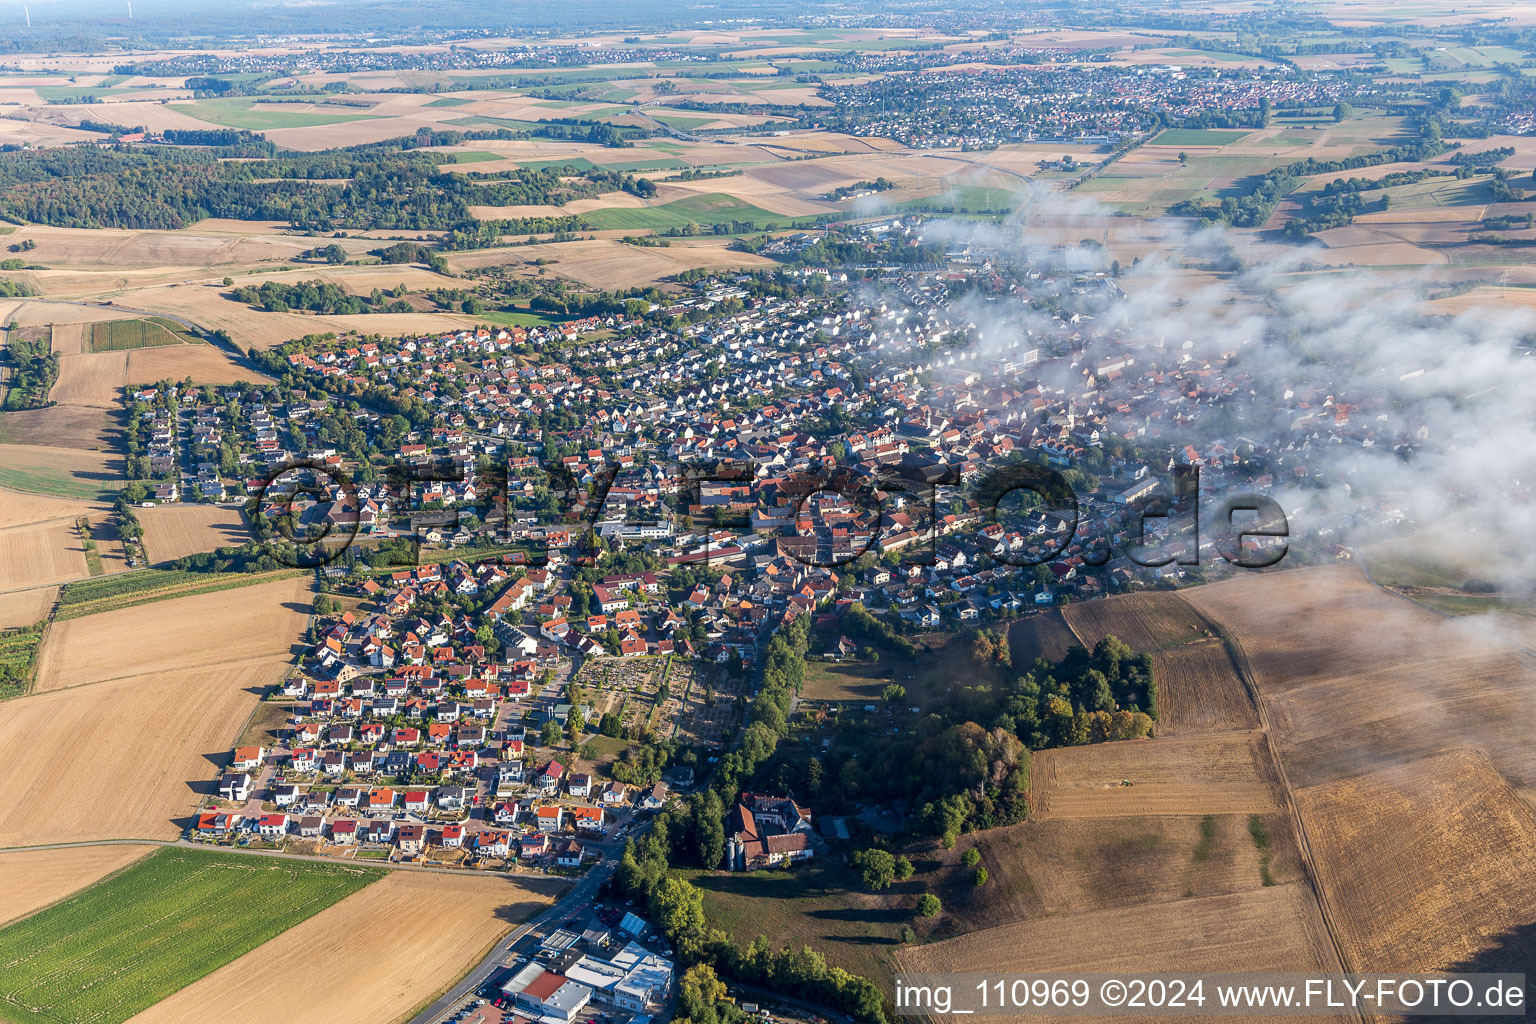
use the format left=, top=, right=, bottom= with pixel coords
left=1175, top=595, right=1364, bottom=1021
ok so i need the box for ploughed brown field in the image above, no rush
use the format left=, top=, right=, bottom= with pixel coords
left=1151, top=640, right=1260, bottom=735
left=1005, top=608, right=1078, bottom=664
left=953, top=810, right=1302, bottom=926
left=1061, top=590, right=1214, bottom=651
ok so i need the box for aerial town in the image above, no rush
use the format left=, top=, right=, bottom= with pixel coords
left=2, top=2, right=1535, bottom=1024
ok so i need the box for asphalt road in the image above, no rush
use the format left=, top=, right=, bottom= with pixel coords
left=407, top=831, right=635, bottom=1024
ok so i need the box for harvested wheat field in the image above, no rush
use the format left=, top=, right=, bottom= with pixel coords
left=1062, top=590, right=1213, bottom=652
left=1296, top=749, right=1536, bottom=973
left=1028, top=733, right=1281, bottom=819
left=99, top=282, right=459, bottom=350
left=47, top=322, right=85, bottom=355
left=899, top=884, right=1345, bottom=1023
left=127, top=344, right=256, bottom=386
left=5, top=302, right=125, bottom=330
left=51, top=350, right=127, bottom=407
left=1182, top=564, right=1536, bottom=787
left=140, top=504, right=251, bottom=564
left=54, top=344, right=258, bottom=406
left=33, top=574, right=310, bottom=691
left=0, top=845, right=153, bottom=926
left=1006, top=608, right=1078, bottom=664
left=6, top=224, right=315, bottom=268
left=0, top=659, right=282, bottom=846
left=128, top=871, right=565, bottom=1024
left=1151, top=641, right=1259, bottom=735
left=0, top=585, right=55, bottom=628
left=0, top=519, right=90, bottom=592
left=445, top=237, right=780, bottom=288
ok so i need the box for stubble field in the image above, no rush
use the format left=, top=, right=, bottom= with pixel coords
left=0, top=658, right=289, bottom=846
left=1027, top=733, right=1282, bottom=819
left=0, top=519, right=91, bottom=592
left=1181, top=564, right=1536, bottom=788
left=0, top=487, right=101, bottom=530
left=1296, top=749, right=1536, bottom=973
left=444, top=236, right=781, bottom=288
left=51, top=344, right=258, bottom=407
left=898, top=883, right=1346, bottom=1023
left=0, top=586, right=56, bottom=628
left=32, top=573, right=310, bottom=691
left=138, top=504, right=250, bottom=564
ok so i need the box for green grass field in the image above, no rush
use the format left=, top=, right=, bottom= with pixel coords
left=167, top=99, right=383, bottom=131
left=676, top=862, right=905, bottom=992
left=598, top=156, right=689, bottom=171
left=648, top=112, right=717, bottom=131
left=801, top=658, right=897, bottom=702
left=426, top=96, right=471, bottom=107
left=445, top=150, right=501, bottom=163
left=896, top=185, right=1025, bottom=215
left=1151, top=128, right=1252, bottom=147
left=0, top=464, right=118, bottom=502
left=580, top=192, right=794, bottom=231
left=86, top=318, right=199, bottom=353
left=474, top=308, right=567, bottom=328
left=1165, top=49, right=1254, bottom=63
left=0, top=847, right=380, bottom=1024
left=34, top=85, right=138, bottom=102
